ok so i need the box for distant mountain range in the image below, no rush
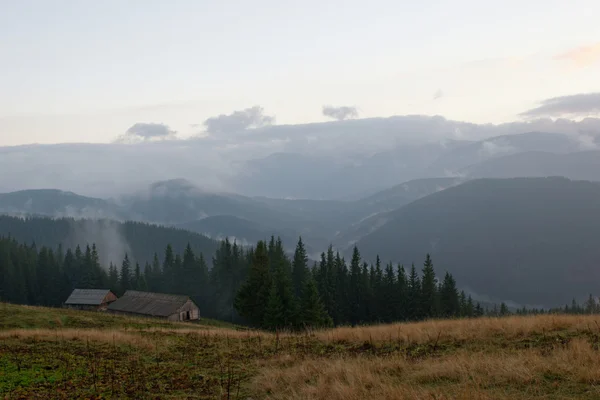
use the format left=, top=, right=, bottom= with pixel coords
left=354, top=177, right=600, bottom=307
left=3, top=130, right=600, bottom=307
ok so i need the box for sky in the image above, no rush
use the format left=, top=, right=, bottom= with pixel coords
left=1, top=0, right=600, bottom=146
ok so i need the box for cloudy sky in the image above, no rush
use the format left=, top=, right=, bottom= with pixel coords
left=1, top=0, right=600, bottom=146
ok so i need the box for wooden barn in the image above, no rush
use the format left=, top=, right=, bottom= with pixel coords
left=107, top=290, right=199, bottom=321
left=64, top=289, right=117, bottom=311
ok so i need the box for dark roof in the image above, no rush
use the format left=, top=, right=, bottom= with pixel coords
left=107, top=290, right=193, bottom=317
left=65, top=289, right=113, bottom=305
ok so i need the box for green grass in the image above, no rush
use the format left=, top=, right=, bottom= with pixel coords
left=0, top=302, right=237, bottom=330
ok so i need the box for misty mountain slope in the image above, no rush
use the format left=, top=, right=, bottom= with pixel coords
left=332, top=177, right=465, bottom=247
left=231, top=140, right=470, bottom=200
left=2, top=117, right=600, bottom=200
left=464, top=150, right=600, bottom=181
left=120, top=179, right=306, bottom=226
left=354, top=177, right=600, bottom=307
left=175, top=215, right=316, bottom=253
left=0, top=189, right=123, bottom=219
left=426, top=132, right=582, bottom=176
left=0, top=215, right=219, bottom=267
left=356, top=177, right=464, bottom=209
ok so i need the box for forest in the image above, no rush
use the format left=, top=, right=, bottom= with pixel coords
left=0, top=234, right=594, bottom=330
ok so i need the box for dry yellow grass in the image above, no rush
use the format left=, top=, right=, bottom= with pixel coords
left=252, top=338, right=600, bottom=400
left=315, top=314, right=600, bottom=344
left=6, top=305, right=600, bottom=399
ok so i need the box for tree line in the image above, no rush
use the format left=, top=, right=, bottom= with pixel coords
left=3, top=234, right=594, bottom=329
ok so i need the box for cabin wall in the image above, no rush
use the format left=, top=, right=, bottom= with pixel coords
left=172, top=300, right=200, bottom=321
left=103, top=292, right=118, bottom=304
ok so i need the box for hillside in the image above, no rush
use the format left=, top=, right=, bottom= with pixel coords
left=354, top=177, right=600, bottom=306
left=464, top=150, right=600, bottom=181
left=0, top=189, right=123, bottom=219
left=4, top=303, right=600, bottom=399
left=0, top=215, right=219, bottom=266
left=426, top=131, right=581, bottom=176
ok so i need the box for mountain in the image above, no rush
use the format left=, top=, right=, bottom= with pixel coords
left=355, top=177, right=464, bottom=211
left=120, top=179, right=311, bottom=227
left=332, top=177, right=464, bottom=247
left=0, top=215, right=219, bottom=267
left=354, top=177, right=600, bottom=307
left=176, top=215, right=315, bottom=253
left=464, top=150, right=600, bottom=181
left=231, top=141, right=469, bottom=200
left=426, top=132, right=582, bottom=176
left=0, top=189, right=122, bottom=219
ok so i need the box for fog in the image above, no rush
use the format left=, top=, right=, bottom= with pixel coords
left=2, top=114, right=599, bottom=199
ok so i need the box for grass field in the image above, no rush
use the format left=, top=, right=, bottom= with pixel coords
left=3, top=303, right=600, bottom=399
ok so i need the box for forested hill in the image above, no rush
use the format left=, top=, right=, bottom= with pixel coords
left=355, top=177, right=600, bottom=307
left=0, top=215, right=219, bottom=266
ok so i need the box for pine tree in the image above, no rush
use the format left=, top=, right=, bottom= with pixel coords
left=348, top=246, right=362, bottom=326
left=440, top=272, right=460, bottom=318
left=134, top=262, right=141, bottom=290
left=333, top=252, right=349, bottom=325
left=420, top=254, right=439, bottom=319
left=300, top=274, right=333, bottom=329
left=108, top=262, right=119, bottom=292
left=466, top=295, right=475, bottom=317
left=162, top=244, right=175, bottom=293
left=381, top=262, right=397, bottom=322
left=291, top=237, right=309, bottom=299
left=119, top=253, right=132, bottom=295
left=263, top=280, right=284, bottom=330
left=270, top=250, right=298, bottom=329
left=235, top=241, right=271, bottom=326
left=360, top=262, right=372, bottom=322
left=407, top=264, right=421, bottom=320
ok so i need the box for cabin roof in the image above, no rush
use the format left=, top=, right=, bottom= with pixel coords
left=64, top=289, right=113, bottom=305
left=107, top=290, right=193, bottom=317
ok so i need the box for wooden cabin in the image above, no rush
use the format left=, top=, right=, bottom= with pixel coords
left=107, top=290, right=199, bottom=321
left=64, top=289, right=117, bottom=311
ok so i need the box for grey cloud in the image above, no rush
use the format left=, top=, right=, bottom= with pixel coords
left=204, top=106, right=275, bottom=135
left=433, top=89, right=444, bottom=100
left=520, top=93, right=600, bottom=118
left=322, top=105, right=359, bottom=121
left=126, top=122, right=176, bottom=138
left=115, top=123, right=177, bottom=143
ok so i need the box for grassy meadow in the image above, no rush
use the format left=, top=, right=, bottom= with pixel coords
left=2, top=303, right=600, bottom=399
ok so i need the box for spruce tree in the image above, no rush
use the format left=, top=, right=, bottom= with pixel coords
left=134, top=262, right=141, bottom=290
left=291, top=237, right=309, bottom=299
left=348, top=246, right=362, bottom=326
left=420, top=254, right=439, bottom=319
left=382, top=262, right=397, bottom=322
left=440, top=272, right=460, bottom=318
left=119, top=253, right=131, bottom=295
left=235, top=241, right=271, bottom=326
left=263, top=280, right=284, bottom=330
left=300, top=274, right=333, bottom=329
left=407, top=263, right=421, bottom=320
left=108, top=262, right=119, bottom=292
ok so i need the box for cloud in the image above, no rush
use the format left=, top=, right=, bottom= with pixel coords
left=478, top=138, right=516, bottom=157
left=433, top=89, right=444, bottom=100
left=322, top=105, right=359, bottom=121
left=115, top=123, right=177, bottom=143
left=126, top=123, right=176, bottom=138
left=520, top=93, right=600, bottom=118
left=555, top=42, right=600, bottom=68
left=203, top=106, right=274, bottom=135
left=576, top=133, right=599, bottom=150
